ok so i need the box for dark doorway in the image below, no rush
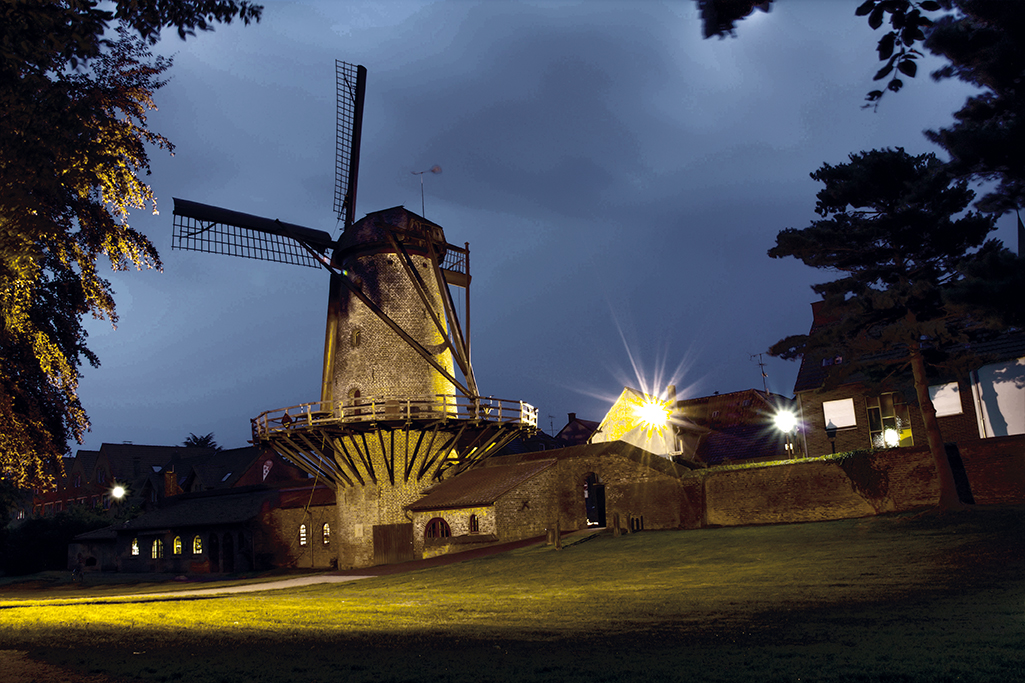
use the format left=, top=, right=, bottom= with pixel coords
left=584, top=473, right=606, bottom=527
left=209, top=533, right=220, bottom=572
left=373, top=523, right=414, bottom=565
left=223, top=533, right=235, bottom=573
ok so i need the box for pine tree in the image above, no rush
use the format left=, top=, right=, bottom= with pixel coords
left=768, top=148, right=1004, bottom=510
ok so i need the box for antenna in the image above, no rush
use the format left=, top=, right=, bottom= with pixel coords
left=751, top=353, right=769, bottom=393
left=411, top=165, right=442, bottom=217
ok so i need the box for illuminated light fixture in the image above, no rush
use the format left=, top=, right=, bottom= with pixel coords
left=111, top=485, right=126, bottom=499
left=883, top=428, right=900, bottom=448
left=774, top=410, right=797, bottom=434
left=635, top=397, right=671, bottom=431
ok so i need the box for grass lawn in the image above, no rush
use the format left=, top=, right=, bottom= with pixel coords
left=1, top=507, right=1023, bottom=682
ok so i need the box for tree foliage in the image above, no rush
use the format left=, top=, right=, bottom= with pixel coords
left=0, top=1, right=262, bottom=491
left=183, top=432, right=221, bottom=450
left=768, top=148, right=1002, bottom=509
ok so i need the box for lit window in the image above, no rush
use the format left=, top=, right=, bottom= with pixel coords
left=151, top=539, right=163, bottom=559
left=469, top=514, right=480, bottom=534
left=929, top=382, right=962, bottom=417
left=193, top=536, right=203, bottom=554
left=867, top=393, right=913, bottom=448
left=173, top=536, right=182, bottom=555
left=425, top=517, right=451, bottom=540
left=131, top=538, right=139, bottom=556
left=299, top=524, right=307, bottom=546
left=822, top=398, right=857, bottom=430
left=322, top=523, right=331, bottom=545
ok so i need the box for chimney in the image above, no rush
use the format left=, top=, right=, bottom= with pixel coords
left=666, top=385, right=677, bottom=402
left=568, top=412, right=576, bottom=423
left=164, top=469, right=183, bottom=498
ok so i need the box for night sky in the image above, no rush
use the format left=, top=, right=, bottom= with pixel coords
left=75, top=0, right=1016, bottom=451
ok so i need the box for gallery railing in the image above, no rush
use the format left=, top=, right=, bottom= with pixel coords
left=252, top=394, right=538, bottom=438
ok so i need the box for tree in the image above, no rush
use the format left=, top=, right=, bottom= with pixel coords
left=183, top=432, right=221, bottom=450
left=768, top=148, right=1003, bottom=510
left=0, top=2, right=262, bottom=491
left=699, top=1, right=1025, bottom=214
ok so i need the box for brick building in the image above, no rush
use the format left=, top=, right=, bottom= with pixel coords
left=790, top=301, right=1025, bottom=458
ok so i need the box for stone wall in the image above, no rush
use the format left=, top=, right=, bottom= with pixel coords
left=699, top=435, right=1025, bottom=527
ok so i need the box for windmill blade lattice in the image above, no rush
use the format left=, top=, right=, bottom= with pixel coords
left=334, top=61, right=367, bottom=227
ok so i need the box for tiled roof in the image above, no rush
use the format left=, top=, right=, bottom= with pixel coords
left=407, top=459, right=557, bottom=511
left=116, top=488, right=280, bottom=531
left=178, top=446, right=264, bottom=490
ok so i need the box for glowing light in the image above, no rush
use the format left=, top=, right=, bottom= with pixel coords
left=774, top=410, right=797, bottom=434
left=883, top=428, right=900, bottom=448
left=111, top=485, right=126, bottom=499
left=635, top=397, right=671, bottom=430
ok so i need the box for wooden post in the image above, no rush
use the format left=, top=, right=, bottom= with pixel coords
left=612, top=512, right=620, bottom=537
left=553, top=519, right=562, bottom=550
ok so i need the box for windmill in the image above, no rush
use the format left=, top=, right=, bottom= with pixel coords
left=171, top=62, right=537, bottom=568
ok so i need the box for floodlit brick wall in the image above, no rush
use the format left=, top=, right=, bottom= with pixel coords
left=494, top=465, right=559, bottom=542
left=266, top=504, right=336, bottom=569
left=800, top=380, right=983, bottom=459
left=700, top=446, right=943, bottom=526
left=412, top=505, right=497, bottom=559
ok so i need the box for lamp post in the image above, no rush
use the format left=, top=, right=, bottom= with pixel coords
left=774, top=409, right=799, bottom=459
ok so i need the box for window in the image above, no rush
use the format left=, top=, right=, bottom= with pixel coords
left=131, top=538, right=139, bottom=556
left=151, top=539, right=163, bottom=559
left=193, top=536, right=203, bottom=554
left=468, top=514, right=480, bottom=534
left=73, top=474, right=81, bottom=488
left=173, top=536, right=182, bottom=555
left=322, top=523, right=331, bottom=545
left=425, top=517, right=451, bottom=540
left=929, top=382, right=963, bottom=417
left=822, top=398, right=857, bottom=430
left=96, top=469, right=106, bottom=484
left=299, top=524, right=308, bottom=546
left=867, top=393, right=913, bottom=448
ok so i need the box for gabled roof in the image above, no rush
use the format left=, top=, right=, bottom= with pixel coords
left=176, top=446, right=264, bottom=490
left=116, top=487, right=280, bottom=531
left=407, top=459, right=557, bottom=512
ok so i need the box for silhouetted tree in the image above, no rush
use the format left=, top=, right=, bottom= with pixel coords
left=0, top=1, right=261, bottom=490
left=768, top=148, right=1003, bottom=510
left=183, top=432, right=221, bottom=450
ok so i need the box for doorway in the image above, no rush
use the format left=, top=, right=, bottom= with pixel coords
left=584, top=473, right=606, bottom=527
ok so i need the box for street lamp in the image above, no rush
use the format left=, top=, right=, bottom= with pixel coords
left=774, top=409, right=799, bottom=458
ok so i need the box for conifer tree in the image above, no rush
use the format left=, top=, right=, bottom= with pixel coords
left=768, top=148, right=1004, bottom=510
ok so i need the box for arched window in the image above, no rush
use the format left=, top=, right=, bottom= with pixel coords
left=322, top=523, right=331, bottom=545
left=299, top=524, right=308, bottom=546
left=425, top=517, right=451, bottom=540
left=192, top=535, right=203, bottom=554
left=173, top=536, right=182, bottom=555
left=151, top=539, right=163, bottom=559
left=468, top=514, right=480, bottom=534
left=131, top=538, right=139, bottom=556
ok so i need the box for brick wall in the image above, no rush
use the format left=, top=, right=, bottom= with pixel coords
left=958, top=436, right=1025, bottom=505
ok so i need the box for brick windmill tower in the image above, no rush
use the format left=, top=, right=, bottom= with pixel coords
left=172, top=62, right=536, bottom=568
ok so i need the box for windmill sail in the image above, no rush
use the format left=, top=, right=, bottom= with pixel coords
left=334, top=61, right=367, bottom=228
left=172, top=198, right=333, bottom=268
